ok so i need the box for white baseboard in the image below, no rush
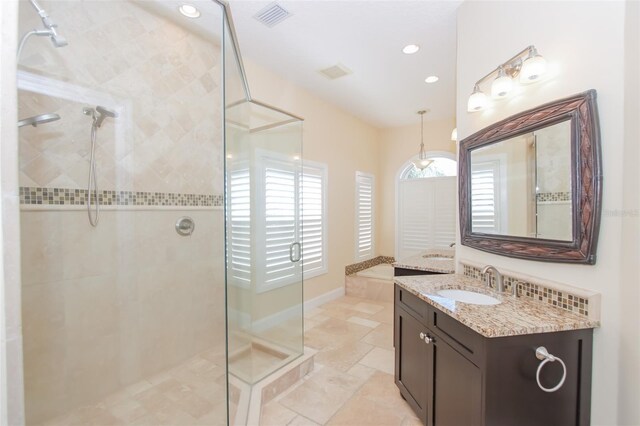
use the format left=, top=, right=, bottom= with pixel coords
left=304, top=286, right=345, bottom=311
left=250, top=286, right=345, bottom=333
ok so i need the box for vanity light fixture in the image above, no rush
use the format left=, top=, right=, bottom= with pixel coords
left=467, top=45, right=547, bottom=112
left=467, top=84, right=488, bottom=112
left=402, top=44, right=420, bottom=54
left=425, top=75, right=439, bottom=83
left=179, top=4, right=201, bottom=18
left=491, top=66, right=513, bottom=99
left=412, top=110, right=433, bottom=170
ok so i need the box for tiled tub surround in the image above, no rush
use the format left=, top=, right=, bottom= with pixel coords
left=394, top=274, right=599, bottom=338
left=21, top=209, right=226, bottom=424
left=393, top=248, right=455, bottom=274
left=461, top=260, right=600, bottom=319
left=344, top=256, right=395, bottom=276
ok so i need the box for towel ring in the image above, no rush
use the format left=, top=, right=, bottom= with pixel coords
left=535, top=346, right=567, bottom=393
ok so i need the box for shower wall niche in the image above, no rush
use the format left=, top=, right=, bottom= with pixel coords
left=18, top=1, right=226, bottom=424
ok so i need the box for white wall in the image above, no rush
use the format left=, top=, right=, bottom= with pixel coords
left=456, top=1, right=637, bottom=424
left=618, top=1, right=640, bottom=423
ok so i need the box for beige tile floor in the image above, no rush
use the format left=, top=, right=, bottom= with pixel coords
left=40, top=295, right=418, bottom=426
left=260, top=296, right=421, bottom=426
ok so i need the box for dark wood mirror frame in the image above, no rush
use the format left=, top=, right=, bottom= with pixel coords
left=459, top=90, right=602, bottom=264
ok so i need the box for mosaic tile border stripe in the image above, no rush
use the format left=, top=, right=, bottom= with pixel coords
left=20, top=187, right=223, bottom=207
left=537, top=191, right=571, bottom=202
left=462, top=263, right=589, bottom=318
left=345, top=255, right=395, bottom=276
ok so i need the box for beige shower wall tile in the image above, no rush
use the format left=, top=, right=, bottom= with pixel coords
left=18, top=1, right=222, bottom=195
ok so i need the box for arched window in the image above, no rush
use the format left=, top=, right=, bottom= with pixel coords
left=400, top=156, right=457, bottom=180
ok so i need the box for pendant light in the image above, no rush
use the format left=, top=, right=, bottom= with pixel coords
left=412, top=110, right=433, bottom=170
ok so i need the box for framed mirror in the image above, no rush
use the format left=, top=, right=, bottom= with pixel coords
left=459, top=90, right=602, bottom=264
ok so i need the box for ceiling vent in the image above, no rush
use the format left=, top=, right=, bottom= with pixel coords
left=254, top=2, right=292, bottom=28
left=319, top=64, right=352, bottom=80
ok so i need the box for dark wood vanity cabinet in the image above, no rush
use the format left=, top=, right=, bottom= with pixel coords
left=394, top=284, right=593, bottom=426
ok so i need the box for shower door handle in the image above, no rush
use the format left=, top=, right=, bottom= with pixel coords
left=289, top=242, right=302, bottom=263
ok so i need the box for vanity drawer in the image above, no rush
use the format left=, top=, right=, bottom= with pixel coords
left=395, top=284, right=427, bottom=323
left=429, top=307, right=483, bottom=365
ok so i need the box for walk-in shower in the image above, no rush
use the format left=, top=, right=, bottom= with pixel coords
left=16, top=0, right=304, bottom=425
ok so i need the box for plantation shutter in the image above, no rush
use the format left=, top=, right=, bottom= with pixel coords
left=355, top=172, right=375, bottom=261
left=262, top=160, right=299, bottom=289
left=471, top=161, right=501, bottom=233
left=300, top=164, right=327, bottom=277
left=397, top=177, right=456, bottom=259
left=227, top=167, right=252, bottom=288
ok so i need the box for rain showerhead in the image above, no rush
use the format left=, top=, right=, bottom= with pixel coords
left=18, top=113, right=61, bottom=128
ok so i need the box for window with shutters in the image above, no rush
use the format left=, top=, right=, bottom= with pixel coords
left=470, top=160, right=504, bottom=234
left=355, top=172, right=375, bottom=261
left=396, top=154, right=457, bottom=260
left=251, top=151, right=327, bottom=293
left=300, top=161, right=328, bottom=279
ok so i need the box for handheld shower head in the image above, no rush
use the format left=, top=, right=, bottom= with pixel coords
left=84, top=105, right=118, bottom=128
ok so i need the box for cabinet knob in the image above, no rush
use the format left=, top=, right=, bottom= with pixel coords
left=424, top=335, right=433, bottom=344
left=419, top=332, right=426, bottom=340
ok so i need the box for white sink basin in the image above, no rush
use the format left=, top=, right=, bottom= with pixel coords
left=437, top=289, right=501, bottom=305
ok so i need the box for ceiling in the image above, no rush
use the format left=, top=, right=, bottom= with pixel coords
left=227, top=0, right=461, bottom=129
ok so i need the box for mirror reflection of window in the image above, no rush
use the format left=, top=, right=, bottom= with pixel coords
left=469, top=119, right=573, bottom=241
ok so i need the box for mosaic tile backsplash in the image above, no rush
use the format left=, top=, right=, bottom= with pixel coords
left=462, top=263, right=589, bottom=318
left=345, top=256, right=395, bottom=276
left=20, top=186, right=223, bottom=207
left=537, top=191, right=572, bottom=202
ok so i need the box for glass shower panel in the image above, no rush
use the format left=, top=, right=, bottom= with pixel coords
left=225, top=100, right=304, bottom=386
left=17, top=1, right=227, bottom=425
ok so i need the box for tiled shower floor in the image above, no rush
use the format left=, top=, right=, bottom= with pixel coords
left=42, top=347, right=229, bottom=426
left=41, top=295, right=419, bottom=426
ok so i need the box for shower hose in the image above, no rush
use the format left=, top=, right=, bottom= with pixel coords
left=87, top=120, right=99, bottom=227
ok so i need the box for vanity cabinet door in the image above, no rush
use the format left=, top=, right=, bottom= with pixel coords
left=395, top=306, right=429, bottom=424
left=427, top=333, right=482, bottom=426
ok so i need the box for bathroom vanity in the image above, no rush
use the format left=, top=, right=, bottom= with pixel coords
left=394, top=275, right=597, bottom=426
left=393, top=249, right=455, bottom=276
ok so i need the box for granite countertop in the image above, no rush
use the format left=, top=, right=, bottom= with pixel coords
left=393, top=248, right=455, bottom=274
left=394, top=274, right=600, bottom=338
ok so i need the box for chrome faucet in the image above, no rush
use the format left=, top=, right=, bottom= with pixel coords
left=481, top=265, right=504, bottom=292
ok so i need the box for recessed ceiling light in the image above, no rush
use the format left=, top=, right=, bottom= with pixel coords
left=179, top=4, right=200, bottom=18
left=402, top=44, right=420, bottom=55
left=425, top=76, right=439, bottom=83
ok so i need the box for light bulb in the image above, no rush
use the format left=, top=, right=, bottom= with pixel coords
left=467, top=85, right=488, bottom=112
left=451, top=128, right=458, bottom=141
left=520, top=48, right=547, bottom=83
left=491, top=67, right=513, bottom=99
left=402, top=44, right=420, bottom=54
left=179, top=4, right=201, bottom=18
